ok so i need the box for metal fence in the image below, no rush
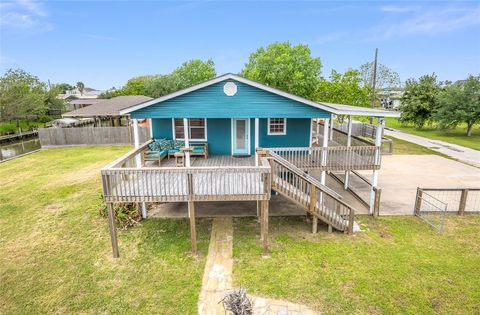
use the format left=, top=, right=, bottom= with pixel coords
left=39, top=126, right=150, bottom=147
left=414, top=188, right=480, bottom=233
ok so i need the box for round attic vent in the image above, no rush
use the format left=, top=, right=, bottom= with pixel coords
left=223, top=82, right=237, bottom=96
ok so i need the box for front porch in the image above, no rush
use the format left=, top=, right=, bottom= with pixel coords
left=148, top=154, right=255, bottom=167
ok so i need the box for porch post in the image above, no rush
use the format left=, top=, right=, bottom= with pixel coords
left=133, top=119, right=147, bottom=218
left=107, top=203, right=119, bottom=258
left=183, top=118, right=191, bottom=167
left=255, top=118, right=259, bottom=166
left=188, top=201, right=197, bottom=255
left=329, top=115, right=334, bottom=141
left=314, top=118, right=329, bottom=233
left=261, top=199, right=269, bottom=256
left=369, top=118, right=384, bottom=214
left=344, top=115, right=353, bottom=190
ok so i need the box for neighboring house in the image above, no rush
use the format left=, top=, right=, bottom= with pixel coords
left=58, top=87, right=105, bottom=111
left=378, top=89, right=403, bottom=110
left=103, top=73, right=400, bottom=257
left=63, top=95, right=153, bottom=126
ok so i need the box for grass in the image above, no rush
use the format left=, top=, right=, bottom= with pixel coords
left=384, top=117, right=480, bottom=151
left=233, top=216, right=480, bottom=314
left=0, top=147, right=211, bottom=314
left=0, top=120, right=45, bottom=135
left=387, top=136, right=450, bottom=158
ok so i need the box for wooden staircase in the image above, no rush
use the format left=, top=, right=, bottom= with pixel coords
left=264, top=151, right=356, bottom=233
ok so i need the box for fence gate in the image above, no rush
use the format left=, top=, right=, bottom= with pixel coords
left=414, top=188, right=448, bottom=233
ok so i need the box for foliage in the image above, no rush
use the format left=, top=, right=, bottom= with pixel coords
left=233, top=216, right=480, bottom=314
left=145, top=74, right=177, bottom=98
left=315, top=69, right=370, bottom=107
left=76, top=81, right=85, bottom=94
left=99, top=200, right=141, bottom=230
left=435, top=75, right=480, bottom=136
left=241, top=42, right=322, bottom=100
left=0, top=146, right=210, bottom=314
left=56, top=83, right=73, bottom=94
left=220, top=288, right=252, bottom=315
left=0, top=68, right=47, bottom=122
left=399, top=74, right=441, bottom=128
left=359, top=62, right=401, bottom=90
left=172, top=59, right=216, bottom=90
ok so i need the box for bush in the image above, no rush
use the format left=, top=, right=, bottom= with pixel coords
left=99, top=198, right=141, bottom=230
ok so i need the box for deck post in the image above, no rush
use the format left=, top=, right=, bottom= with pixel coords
left=183, top=118, right=191, bottom=167
left=369, top=118, right=384, bottom=214
left=310, top=185, right=317, bottom=233
left=188, top=201, right=197, bottom=255
left=133, top=118, right=147, bottom=218
left=255, top=118, right=259, bottom=166
left=315, top=118, right=329, bottom=233
left=107, top=203, right=119, bottom=258
left=344, top=115, right=352, bottom=190
left=261, top=199, right=269, bottom=256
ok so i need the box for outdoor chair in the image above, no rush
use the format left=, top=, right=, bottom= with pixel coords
left=143, top=139, right=168, bottom=166
left=190, top=143, right=209, bottom=159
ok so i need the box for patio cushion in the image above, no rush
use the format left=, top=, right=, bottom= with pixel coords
left=157, top=139, right=172, bottom=151
left=192, top=147, right=205, bottom=153
left=168, top=149, right=180, bottom=154
left=171, top=139, right=185, bottom=149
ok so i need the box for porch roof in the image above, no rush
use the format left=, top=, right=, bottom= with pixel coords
left=120, top=73, right=400, bottom=118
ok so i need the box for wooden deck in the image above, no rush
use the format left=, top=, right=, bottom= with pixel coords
left=154, top=155, right=255, bottom=167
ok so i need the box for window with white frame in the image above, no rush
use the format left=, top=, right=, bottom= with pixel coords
left=268, top=118, right=287, bottom=135
left=173, top=118, right=207, bottom=141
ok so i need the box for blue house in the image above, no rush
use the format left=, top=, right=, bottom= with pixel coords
left=121, top=73, right=338, bottom=156
left=102, top=73, right=399, bottom=257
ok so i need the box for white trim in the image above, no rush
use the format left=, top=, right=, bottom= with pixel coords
left=267, top=118, right=287, bottom=135
left=120, top=73, right=400, bottom=118
left=309, top=119, right=313, bottom=148
left=171, top=118, right=207, bottom=142
left=231, top=118, right=250, bottom=155
left=149, top=118, right=153, bottom=139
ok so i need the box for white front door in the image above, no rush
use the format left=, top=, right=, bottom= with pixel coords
left=232, top=118, right=250, bottom=155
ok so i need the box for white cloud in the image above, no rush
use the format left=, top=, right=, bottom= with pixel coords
left=0, top=0, right=51, bottom=30
left=371, top=5, right=480, bottom=40
left=380, top=5, right=419, bottom=13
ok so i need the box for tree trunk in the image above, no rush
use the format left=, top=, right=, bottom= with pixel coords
left=467, top=123, right=473, bottom=137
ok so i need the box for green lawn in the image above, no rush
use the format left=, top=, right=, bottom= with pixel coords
left=0, top=120, right=45, bottom=135
left=233, top=216, right=480, bottom=314
left=0, top=147, right=210, bottom=314
left=385, top=117, right=480, bottom=150
left=387, top=136, right=450, bottom=158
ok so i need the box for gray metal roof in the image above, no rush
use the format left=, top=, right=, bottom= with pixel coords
left=120, top=73, right=400, bottom=118
left=63, top=95, right=153, bottom=117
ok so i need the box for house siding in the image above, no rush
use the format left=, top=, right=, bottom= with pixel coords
left=151, top=117, right=310, bottom=155
left=131, top=80, right=331, bottom=119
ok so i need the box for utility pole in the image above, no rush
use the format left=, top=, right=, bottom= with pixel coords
left=370, top=48, right=378, bottom=124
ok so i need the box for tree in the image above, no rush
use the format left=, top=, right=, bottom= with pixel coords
left=145, top=74, right=177, bottom=98
left=315, top=69, right=370, bottom=107
left=76, top=81, right=85, bottom=95
left=399, top=74, right=441, bottom=128
left=435, top=75, right=480, bottom=136
left=241, top=42, right=321, bottom=99
left=172, top=59, right=216, bottom=90
left=56, top=83, right=73, bottom=94
left=359, top=62, right=401, bottom=90
left=0, top=68, right=46, bottom=124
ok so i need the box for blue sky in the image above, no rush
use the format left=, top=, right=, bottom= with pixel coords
left=1, top=1, right=479, bottom=90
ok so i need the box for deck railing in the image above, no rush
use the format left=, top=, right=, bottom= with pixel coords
left=264, top=151, right=355, bottom=233
left=269, top=146, right=380, bottom=171
left=101, top=143, right=271, bottom=203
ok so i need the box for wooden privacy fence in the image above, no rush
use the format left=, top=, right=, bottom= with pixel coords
left=38, top=126, right=150, bottom=147
left=269, top=146, right=380, bottom=171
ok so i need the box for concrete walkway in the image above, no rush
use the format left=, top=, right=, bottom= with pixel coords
left=385, top=128, right=480, bottom=168
left=198, top=217, right=319, bottom=315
